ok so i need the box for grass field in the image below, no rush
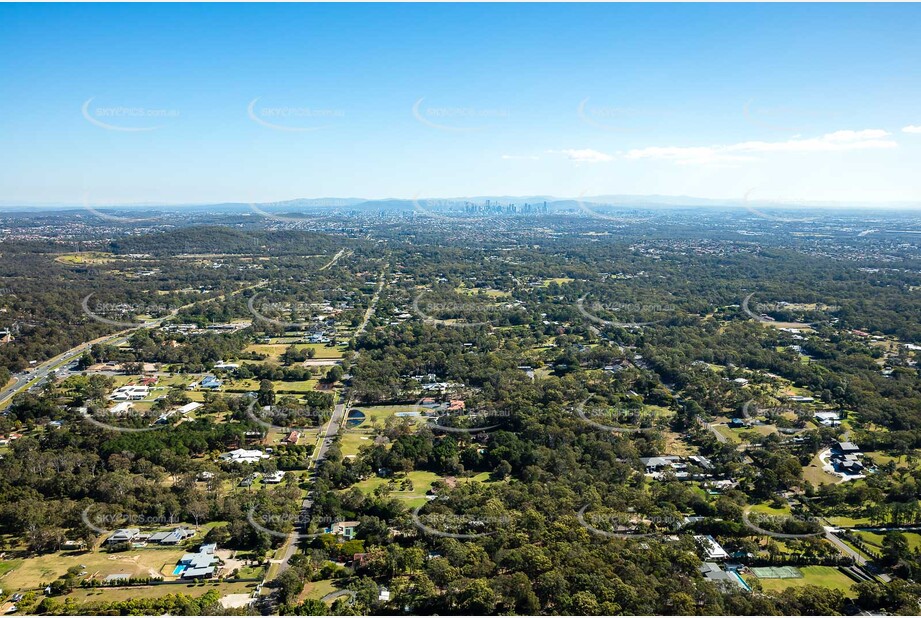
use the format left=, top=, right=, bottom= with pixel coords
left=300, top=579, right=339, bottom=602
left=750, top=502, right=792, bottom=516
left=339, top=432, right=374, bottom=458
left=855, top=530, right=921, bottom=552
left=750, top=566, right=855, bottom=594
left=244, top=343, right=345, bottom=362
left=272, top=379, right=320, bottom=393
left=711, top=425, right=742, bottom=444
left=61, top=580, right=258, bottom=605
left=54, top=252, right=114, bottom=265
left=455, top=286, right=512, bottom=298
left=351, top=471, right=443, bottom=508
left=803, top=453, right=841, bottom=486
left=0, top=548, right=188, bottom=592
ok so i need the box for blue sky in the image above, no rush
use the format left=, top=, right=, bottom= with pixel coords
left=1, top=3, right=920, bottom=206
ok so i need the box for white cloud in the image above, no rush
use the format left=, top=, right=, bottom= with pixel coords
left=903, top=125, right=921, bottom=134
left=626, top=129, right=897, bottom=165
left=553, top=148, right=614, bottom=163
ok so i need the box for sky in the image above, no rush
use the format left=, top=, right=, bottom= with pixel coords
left=1, top=3, right=920, bottom=207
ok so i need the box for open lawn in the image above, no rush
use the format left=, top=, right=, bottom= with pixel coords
left=855, top=530, right=921, bottom=552
left=541, top=278, right=575, bottom=286
left=61, top=580, right=258, bottom=606
left=711, top=425, right=742, bottom=444
left=455, top=286, right=512, bottom=298
left=272, top=379, right=320, bottom=394
left=750, top=502, right=792, bottom=517
left=339, top=433, right=374, bottom=458
left=244, top=344, right=345, bottom=363
left=825, top=515, right=873, bottom=527
left=351, top=471, right=443, bottom=508
left=300, top=579, right=339, bottom=602
left=0, top=548, right=188, bottom=592
left=803, top=453, right=840, bottom=486
left=54, top=252, right=115, bottom=265
left=750, top=566, right=855, bottom=595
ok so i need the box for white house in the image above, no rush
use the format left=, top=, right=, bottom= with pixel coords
left=220, top=449, right=269, bottom=464
left=110, top=385, right=150, bottom=401
left=695, top=535, right=729, bottom=560
left=814, top=411, right=841, bottom=427
left=108, top=401, right=134, bottom=416
left=177, top=402, right=203, bottom=415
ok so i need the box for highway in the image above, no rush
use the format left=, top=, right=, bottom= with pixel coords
left=0, top=281, right=265, bottom=411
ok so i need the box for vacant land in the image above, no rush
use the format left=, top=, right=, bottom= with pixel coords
left=0, top=548, right=188, bottom=592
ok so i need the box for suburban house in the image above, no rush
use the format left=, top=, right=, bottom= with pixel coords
left=148, top=527, right=195, bottom=545
left=695, top=535, right=729, bottom=560
left=220, top=449, right=269, bottom=464
left=836, top=441, right=860, bottom=454
left=699, top=562, right=748, bottom=591
left=200, top=376, right=222, bottom=389
left=284, top=431, right=300, bottom=445
left=109, top=385, right=150, bottom=401
left=324, top=521, right=360, bottom=540
left=177, top=544, right=220, bottom=579
left=640, top=456, right=682, bottom=472
left=264, top=470, right=286, bottom=484
left=814, top=411, right=842, bottom=427
left=831, top=441, right=865, bottom=474
left=177, top=402, right=203, bottom=415
left=106, top=528, right=140, bottom=545
left=108, top=401, right=134, bottom=416
left=640, top=455, right=713, bottom=480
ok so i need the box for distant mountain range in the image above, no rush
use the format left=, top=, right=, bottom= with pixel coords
left=3, top=194, right=919, bottom=213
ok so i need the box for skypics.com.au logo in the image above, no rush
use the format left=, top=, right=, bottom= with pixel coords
left=572, top=401, right=665, bottom=434
left=412, top=291, right=522, bottom=329
left=247, top=295, right=317, bottom=329
left=247, top=97, right=344, bottom=132
left=81, top=294, right=170, bottom=328
left=577, top=505, right=681, bottom=538
left=245, top=399, right=330, bottom=434
left=246, top=511, right=355, bottom=541
left=577, top=296, right=675, bottom=329
left=82, top=98, right=179, bottom=132
left=412, top=98, right=509, bottom=132
left=81, top=506, right=179, bottom=536
left=411, top=506, right=511, bottom=539
left=741, top=509, right=825, bottom=539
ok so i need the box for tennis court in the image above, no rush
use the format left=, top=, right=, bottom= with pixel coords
left=750, top=566, right=803, bottom=579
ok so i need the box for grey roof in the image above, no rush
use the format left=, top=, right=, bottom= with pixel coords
left=161, top=527, right=193, bottom=543
left=182, top=566, right=215, bottom=578
left=107, top=528, right=140, bottom=542
left=640, top=456, right=681, bottom=468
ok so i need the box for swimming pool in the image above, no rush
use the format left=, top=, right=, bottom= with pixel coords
left=730, top=571, right=752, bottom=591
left=172, top=565, right=186, bottom=576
